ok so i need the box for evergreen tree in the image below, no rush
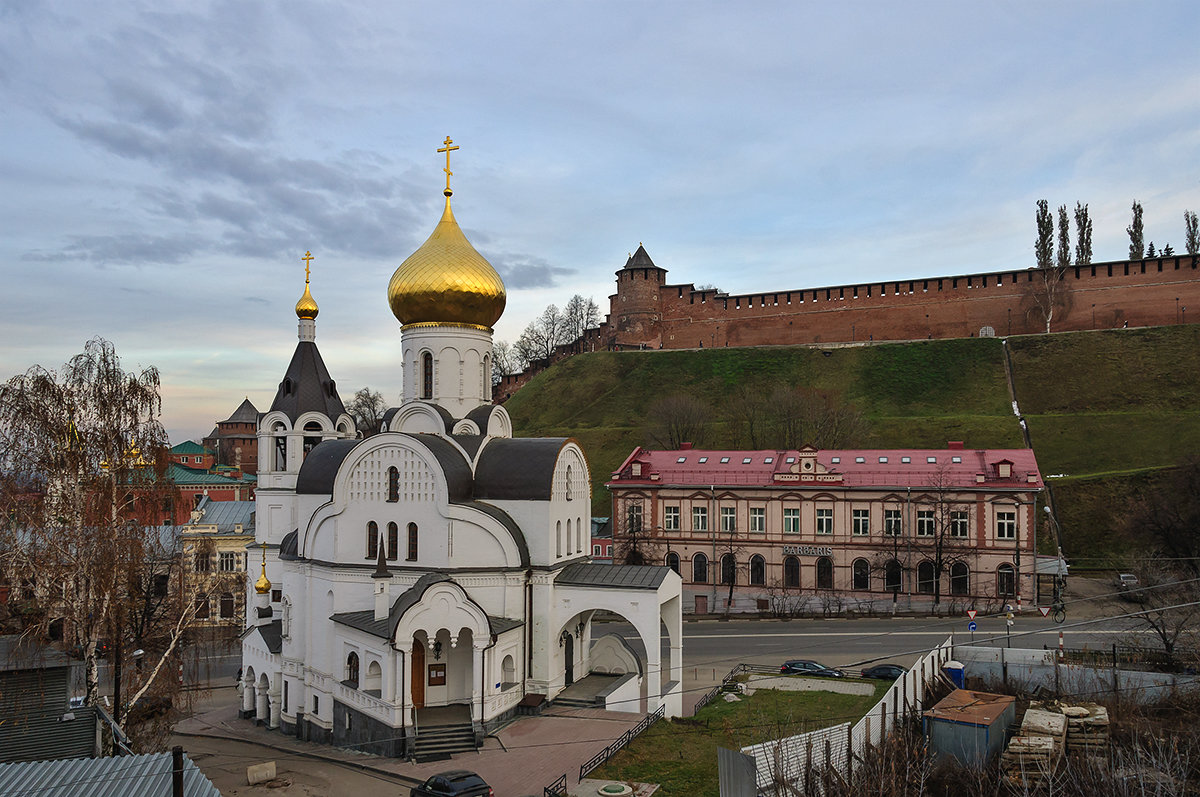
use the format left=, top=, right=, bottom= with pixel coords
left=1035, top=200, right=1054, bottom=268
left=1185, top=210, right=1199, bottom=256
left=1164, top=244, right=1175, bottom=257
left=1128, top=201, right=1145, bottom=260
left=1074, top=202, right=1093, bottom=265
left=1056, top=205, right=1071, bottom=269
left=1147, top=241, right=1157, bottom=258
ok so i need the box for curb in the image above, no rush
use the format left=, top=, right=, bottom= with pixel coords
left=172, top=727, right=423, bottom=787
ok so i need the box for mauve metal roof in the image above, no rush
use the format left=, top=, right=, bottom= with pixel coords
left=0, top=753, right=221, bottom=797
left=556, top=562, right=671, bottom=590
left=610, top=445, right=1042, bottom=490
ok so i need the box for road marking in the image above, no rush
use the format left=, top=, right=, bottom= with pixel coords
left=684, top=629, right=1147, bottom=639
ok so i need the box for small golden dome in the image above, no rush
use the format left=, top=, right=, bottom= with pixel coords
left=387, top=196, right=506, bottom=329
left=295, top=282, right=319, bottom=320
left=255, top=565, right=272, bottom=595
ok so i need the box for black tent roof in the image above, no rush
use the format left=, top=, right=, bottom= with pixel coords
left=268, top=341, right=346, bottom=423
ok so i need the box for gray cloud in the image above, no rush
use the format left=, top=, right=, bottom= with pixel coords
left=487, top=252, right=575, bottom=290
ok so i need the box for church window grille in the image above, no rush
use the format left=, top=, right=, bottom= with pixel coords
left=422, top=352, right=434, bottom=400
left=387, top=522, right=398, bottom=561
left=407, top=523, right=418, bottom=561
left=387, top=467, right=399, bottom=502
left=366, top=521, right=379, bottom=560
left=346, top=652, right=359, bottom=687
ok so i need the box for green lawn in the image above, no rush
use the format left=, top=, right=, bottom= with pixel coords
left=590, top=680, right=890, bottom=796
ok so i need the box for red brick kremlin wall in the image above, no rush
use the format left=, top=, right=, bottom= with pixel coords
left=493, top=252, right=1200, bottom=402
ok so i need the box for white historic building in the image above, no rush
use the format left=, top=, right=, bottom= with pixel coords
left=241, top=155, right=682, bottom=757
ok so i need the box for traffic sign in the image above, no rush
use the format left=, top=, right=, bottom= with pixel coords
left=1039, top=606, right=1050, bottom=618
left=966, top=609, right=977, bottom=620
left=968, top=621, right=977, bottom=632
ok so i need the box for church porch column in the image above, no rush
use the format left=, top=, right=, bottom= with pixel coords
left=471, top=643, right=484, bottom=722
left=269, top=685, right=282, bottom=729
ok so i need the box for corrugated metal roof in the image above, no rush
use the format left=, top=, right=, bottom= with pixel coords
left=556, top=562, right=670, bottom=590
left=170, top=441, right=208, bottom=455
left=924, top=688, right=1015, bottom=726
left=0, top=752, right=220, bottom=797
left=185, top=499, right=255, bottom=533
left=168, top=463, right=254, bottom=486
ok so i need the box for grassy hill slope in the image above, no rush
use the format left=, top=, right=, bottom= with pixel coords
left=504, top=326, right=1200, bottom=564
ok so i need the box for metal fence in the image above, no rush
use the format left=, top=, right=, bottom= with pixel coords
left=542, top=772, right=567, bottom=796
left=693, top=663, right=780, bottom=713
left=578, top=704, right=666, bottom=781
left=1059, top=643, right=1197, bottom=673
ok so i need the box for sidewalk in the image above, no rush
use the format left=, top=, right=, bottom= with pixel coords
left=174, top=691, right=646, bottom=796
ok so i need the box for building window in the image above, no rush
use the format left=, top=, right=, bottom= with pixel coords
left=407, top=523, right=418, bottom=561
left=346, top=652, right=360, bottom=687
left=272, top=589, right=281, bottom=603
left=556, top=521, right=562, bottom=557
left=815, top=508, right=833, bottom=535
left=194, top=456, right=202, bottom=464
left=816, top=557, right=834, bottom=589
left=852, top=558, right=870, bottom=590
left=784, top=556, right=800, bottom=587
left=917, top=561, right=936, bottom=594
left=950, top=511, right=970, bottom=538
left=387, top=467, right=399, bottom=502
left=884, top=509, right=902, bottom=536
left=692, top=506, right=708, bottom=532
left=219, top=552, right=238, bottom=572
left=749, top=555, right=765, bottom=586
left=313, top=695, right=319, bottom=714
left=720, top=507, right=736, bottom=533
left=366, top=521, right=378, bottom=560
left=219, top=592, right=235, bottom=618
left=666, top=552, right=680, bottom=575
left=783, top=508, right=800, bottom=534
left=720, top=554, right=736, bottom=585
left=916, top=510, right=935, bottom=537
left=852, top=509, right=870, bottom=536
left=387, top=522, right=399, bottom=561
left=626, top=503, right=643, bottom=534
left=663, top=506, right=680, bottom=531
left=302, top=421, right=322, bottom=458
left=193, top=553, right=211, bottom=573
left=283, top=680, right=288, bottom=713
left=593, top=544, right=601, bottom=556
left=884, top=559, right=902, bottom=592
left=194, top=594, right=210, bottom=619
left=749, top=507, right=765, bottom=533
left=950, top=562, right=970, bottom=595
left=996, top=511, right=1017, bottom=540
left=422, top=352, right=434, bottom=400
left=692, top=553, right=708, bottom=583
left=997, top=563, right=1016, bottom=597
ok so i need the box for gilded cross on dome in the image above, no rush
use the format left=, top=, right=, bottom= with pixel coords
left=437, top=136, right=460, bottom=196
left=302, top=250, right=314, bottom=283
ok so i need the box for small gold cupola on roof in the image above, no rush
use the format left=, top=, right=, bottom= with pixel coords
left=295, top=250, right=319, bottom=320
left=387, top=137, right=506, bottom=329
left=254, top=542, right=272, bottom=595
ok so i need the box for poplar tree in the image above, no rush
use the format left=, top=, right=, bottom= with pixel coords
left=1185, top=210, right=1199, bottom=256
left=1074, top=202, right=1093, bottom=265
left=1128, top=201, right=1145, bottom=260
left=1034, top=199, right=1054, bottom=268
left=1056, top=205, right=1071, bottom=269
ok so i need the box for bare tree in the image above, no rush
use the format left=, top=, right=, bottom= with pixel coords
left=0, top=338, right=196, bottom=740
left=1025, top=248, right=1072, bottom=334
left=514, top=304, right=567, bottom=363
left=345, top=387, right=386, bottom=436
left=1074, top=201, right=1093, bottom=265
left=645, top=393, right=710, bottom=449
left=612, top=494, right=659, bottom=566
left=767, top=386, right=869, bottom=449
left=727, top=385, right=773, bottom=449
left=1125, top=458, right=1200, bottom=579
left=908, top=469, right=975, bottom=612
left=562, top=294, right=600, bottom=342
left=491, top=340, right=520, bottom=386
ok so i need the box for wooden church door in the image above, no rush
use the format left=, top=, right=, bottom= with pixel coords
left=412, top=639, right=425, bottom=709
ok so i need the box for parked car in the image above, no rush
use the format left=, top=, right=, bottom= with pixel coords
left=411, top=770, right=494, bottom=797
left=1115, top=573, right=1139, bottom=591
left=860, top=664, right=907, bottom=681
left=780, top=659, right=844, bottom=677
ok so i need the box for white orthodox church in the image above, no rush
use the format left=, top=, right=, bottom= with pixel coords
left=240, top=146, right=682, bottom=758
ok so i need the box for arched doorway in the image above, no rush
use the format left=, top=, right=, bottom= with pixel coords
left=411, top=638, right=426, bottom=709
left=564, top=633, right=575, bottom=686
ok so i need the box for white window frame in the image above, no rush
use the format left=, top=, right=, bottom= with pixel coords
left=218, top=551, right=239, bottom=572
left=996, top=510, right=1017, bottom=540
left=663, top=506, right=680, bottom=531
left=692, top=506, right=708, bottom=532
left=815, top=508, right=833, bottom=535
left=783, top=508, right=801, bottom=534
left=720, top=506, right=737, bottom=533
left=749, top=507, right=766, bottom=533
left=852, top=509, right=870, bottom=536
left=916, top=510, right=935, bottom=537
left=884, top=509, right=902, bottom=536
left=950, top=510, right=970, bottom=538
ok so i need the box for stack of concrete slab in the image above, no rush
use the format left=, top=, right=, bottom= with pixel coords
left=1000, top=708, right=1067, bottom=787
left=1061, top=703, right=1110, bottom=753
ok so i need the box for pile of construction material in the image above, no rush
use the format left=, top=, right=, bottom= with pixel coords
left=1060, top=703, right=1110, bottom=753
left=1001, top=708, right=1067, bottom=786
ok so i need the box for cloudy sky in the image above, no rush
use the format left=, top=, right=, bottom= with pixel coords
left=2, top=1, right=1198, bottom=442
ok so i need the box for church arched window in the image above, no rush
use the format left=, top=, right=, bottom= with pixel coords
left=387, top=522, right=398, bottom=561
left=272, top=422, right=287, bottom=471
left=565, top=465, right=572, bottom=501
left=577, top=516, right=583, bottom=553
left=366, top=521, right=378, bottom=560
left=556, top=521, right=562, bottom=557
left=346, top=652, right=360, bottom=687
left=407, top=523, right=418, bottom=561
left=302, top=421, right=322, bottom=458
left=566, top=519, right=572, bottom=557
left=692, top=554, right=708, bottom=583
left=387, top=467, right=399, bottom=502
left=422, top=352, right=434, bottom=400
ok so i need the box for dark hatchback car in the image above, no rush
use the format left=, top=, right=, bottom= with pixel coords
left=411, top=770, right=493, bottom=797
left=860, top=664, right=907, bottom=681
left=780, top=659, right=844, bottom=677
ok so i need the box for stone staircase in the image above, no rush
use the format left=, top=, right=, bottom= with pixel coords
left=412, top=720, right=477, bottom=762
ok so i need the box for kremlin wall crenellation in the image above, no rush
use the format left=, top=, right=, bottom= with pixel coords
left=495, top=246, right=1200, bottom=401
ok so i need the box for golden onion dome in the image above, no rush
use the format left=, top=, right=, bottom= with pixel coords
left=387, top=195, right=506, bottom=329
left=254, top=565, right=272, bottom=595
left=295, top=281, right=319, bottom=320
